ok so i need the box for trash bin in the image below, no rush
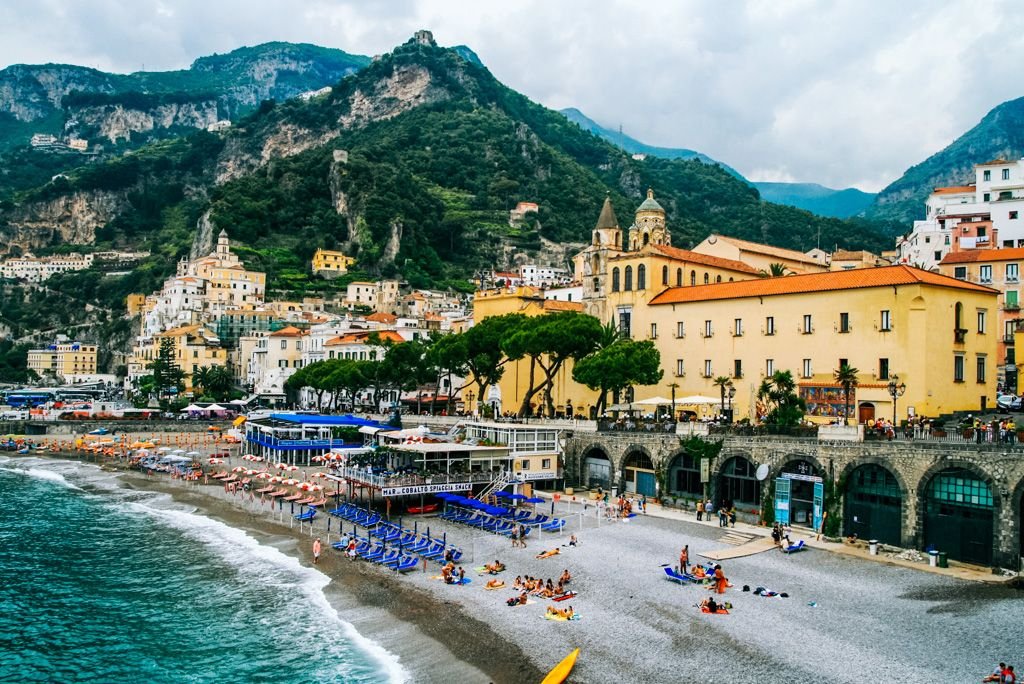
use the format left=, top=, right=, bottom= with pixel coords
left=868, top=540, right=879, bottom=556
left=937, top=552, right=948, bottom=568
left=928, top=550, right=938, bottom=567
left=564, top=487, right=574, bottom=496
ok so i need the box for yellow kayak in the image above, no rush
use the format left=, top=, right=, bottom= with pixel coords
left=540, top=648, right=579, bottom=684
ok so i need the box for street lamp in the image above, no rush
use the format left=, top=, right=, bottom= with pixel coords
left=466, top=390, right=475, bottom=417
left=667, top=382, right=679, bottom=421
left=727, top=384, right=736, bottom=423
left=887, top=375, right=906, bottom=426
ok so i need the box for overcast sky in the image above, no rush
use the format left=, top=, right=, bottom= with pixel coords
left=2, top=0, right=1022, bottom=192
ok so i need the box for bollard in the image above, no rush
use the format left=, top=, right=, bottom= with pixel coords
left=868, top=540, right=879, bottom=556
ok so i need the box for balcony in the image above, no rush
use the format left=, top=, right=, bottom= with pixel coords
left=1004, top=334, right=1016, bottom=344
left=954, top=328, right=968, bottom=344
left=1004, top=302, right=1020, bottom=311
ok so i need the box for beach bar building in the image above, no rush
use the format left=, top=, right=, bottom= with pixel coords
left=244, top=413, right=385, bottom=465
left=462, top=421, right=564, bottom=489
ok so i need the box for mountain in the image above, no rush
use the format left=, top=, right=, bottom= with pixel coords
left=752, top=182, right=876, bottom=219
left=869, top=96, right=1024, bottom=226
left=0, top=42, right=370, bottom=150
left=559, top=107, right=743, bottom=177
left=0, top=34, right=893, bottom=318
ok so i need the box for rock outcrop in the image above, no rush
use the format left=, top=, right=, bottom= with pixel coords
left=1, top=190, right=127, bottom=253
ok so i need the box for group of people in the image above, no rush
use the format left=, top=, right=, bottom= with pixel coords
left=961, top=415, right=1019, bottom=444
left=510, top=524, right=528, bottom=548
left=512, top=569, right=572, bottom=599
left=694, top=499, right=737, bottom=527
left=770, top=522, right=793, bottom=549
left=441, top=561, right=465, bottom=585
left=984, top=662, right=1017, bottom=683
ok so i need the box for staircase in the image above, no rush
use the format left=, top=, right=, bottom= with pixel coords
left=446, top=420, right=467, bottom=439
left=719, top=530, right=755, bottom=546
left=475, top=471, right=511, bottom=503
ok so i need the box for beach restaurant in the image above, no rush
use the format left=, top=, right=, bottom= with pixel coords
left=244, top=413, right=386, bottom=465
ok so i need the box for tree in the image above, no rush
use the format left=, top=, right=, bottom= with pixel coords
left=834, top=364, right=860, bottom=425
left=572, top=339, right=663, bottom=415
left=756, top=370, right=806, bottom=426
left=462, top=313, right=525, bottom=413
left=427, top=333, right=469, bottom=416
left=146, top=338, right=186, bottom=403
left=758, top=262, right=792, bottom=278
left=502, top=312, right=604, bottom=417
left=712, top=376, right=732, bottom=420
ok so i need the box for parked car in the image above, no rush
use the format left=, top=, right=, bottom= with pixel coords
left=996, top=394, right=1022, bottom=411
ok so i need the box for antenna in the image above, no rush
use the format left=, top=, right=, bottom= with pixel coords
left=619, top=123, right=623, bottom=135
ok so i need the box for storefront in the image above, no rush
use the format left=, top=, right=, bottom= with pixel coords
left=717, top=456, right=760, bottom=508
left=774, top=459, right=823, bottom=529
left=583, top=448, right=611, bottom=490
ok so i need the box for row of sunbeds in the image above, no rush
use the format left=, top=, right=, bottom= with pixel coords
left=328, top=502, right=463, bottom=571
left=441, top=507, right=567, bottom=535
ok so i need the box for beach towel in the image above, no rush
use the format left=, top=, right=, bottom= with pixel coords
left=700, top=606, right=730, bottom=614
left=483, top=582, right=506, bottom=591
left=544, top=613, right=580, bottom=622
left=552, top=591, right=577, bottom=602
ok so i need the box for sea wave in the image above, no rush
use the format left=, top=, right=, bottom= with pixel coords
left=1, top=464, right=83, bottom=490
left=121, top=499, right=408, bottom=683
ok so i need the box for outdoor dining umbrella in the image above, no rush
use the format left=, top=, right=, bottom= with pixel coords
left=507, top=493, right=527, bottom=500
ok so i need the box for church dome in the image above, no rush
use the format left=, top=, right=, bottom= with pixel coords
left=636, top=188, right=664, bottom=213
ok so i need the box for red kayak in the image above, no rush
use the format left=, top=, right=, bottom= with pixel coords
left=406, top=503, right=439, bottom=515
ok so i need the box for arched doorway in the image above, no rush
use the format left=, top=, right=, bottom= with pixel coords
left=858, top=402, right=875, bottom=424
left=923, top=467, right=995, bottom=565
left=717, top=456, right=760, bottom=508
left=582, top=448, right=611, bottom=490
left=779, top=459, right=823, bottom=527
left=845, top=463, right=902, bottom=545
left=667, top=451, right=703, bottom=499
left=623, top=449, right=656, bottom=497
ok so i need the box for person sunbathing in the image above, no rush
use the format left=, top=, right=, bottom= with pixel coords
left=485, top=578, right=505, bottom=589
left=699, top=597, right=720, bottom=613
left=485, top=560, right=505, bottom=574
left=540, top=581, right=555, bottom=598
left=513, top=575, right=523, bottom=589
left=559, top=569, right=571, bottom=584
left=535, top=548, right=560, bottom=559
left=554, top=581, right=565, bottom=596
left=546, top=605, right=569, bottom=619
left=517, top=591, right=528, bottom=605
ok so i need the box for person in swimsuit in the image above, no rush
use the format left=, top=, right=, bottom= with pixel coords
left=312, top=538, right=322, bottom=564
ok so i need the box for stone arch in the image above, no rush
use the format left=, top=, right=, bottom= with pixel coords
left=1011, top=473, right=1024, bottom=567
left=840, top=459, right=909, bottom=547
left=772, top=454, right=828, bottom=527
left=917, top=460, right=1000, bottom=566
left=579, top=443, right=612, bottom=490
left=662, top=265, right=669, bottom=286
left=666, top=448, right=704, bottom=499
left=717, top=453, right=761, bottom=508
left=620, top=444, right=657, bottom=497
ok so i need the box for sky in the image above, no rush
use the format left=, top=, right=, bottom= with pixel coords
left=2, top=0, right=1023, bottom=192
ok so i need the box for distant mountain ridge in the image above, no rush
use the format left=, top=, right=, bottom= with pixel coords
left=868, top=96, right=1024, bottom=225
left=561, top=107, right=876, bottom=219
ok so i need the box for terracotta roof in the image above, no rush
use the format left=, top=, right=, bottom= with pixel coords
left=702, top=234, right=823, bottom=266
left=325, top=330, right=405, bottom=346
left=542, top=300, right=584, bottom=312
left=940, top=247, right=1024, bottom=265
left=650, top=244, right=760, bottom=274
left=933, top=185, right=975, bottom=195
left=649, top=265, right=996, bottom=305
left=366, top=312, right=397, bottom=324
left=594, top=196, right=619, bottom=230
left=269, top=325, right=308, bottom=337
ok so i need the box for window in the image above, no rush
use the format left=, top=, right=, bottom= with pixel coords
left=280, top=340, right=288, bottom=349
left=983, top=169, right=991, bottom=181
left=1011, top=211, right=1019, bottom=220
left=676, top=359, right=685, bottom=377
left=878, top=358, right=889, bottom=380
left=977, top=355, right=986, bottom=383
left=954, top=354, right=965, bottom=382
left=734, top=318, right=743, bottom=336
left=637, top=264, right=646, bottom=290
left=520, top=460, right=531, bottom=471
left=278, top=360, right=287, bottom=368
left=977, top=309, right=986, bottom=334
left=676, top=321, right=685, bottom=338
left=954, top=266, right=967, bottom=280
left=676, top=268, right=682, bottom=286
left=880, top=310, right=891, bottom=332
left=716, top=275, right=722, bottom=283
left=765, top=358, right=774, bottom=376
left=193, top=350, right=199, bottom=358
left=734, top=359, right=743, bottom=378
left=650, top=322, right=658, bottom=339
left=618, top=308, right=631, bottom=337
left=611, top=267, right=620, bottom=292
left=703, top=273, right=709, bottom=285
left=802, top=358, right=812, bottom=378
left=624, top=266, right=633, bottom=291
left=662, top=265, right=669, bottom=285
left=765, top=316, right=775, bottom=336
left=803, top=314, right=813, bottom=334
left=984, top=193, right=991, bottom=202
left=979, top=265, right=992, bottom=283
left=703, top=320, right=713, bottom=337
left=704, top=359, right=713, bottom=378
left=690, top=271, right=696, bottom=286
left=192, top=364, right=198, bottom=374
left=542, top=458, right=552, bottom=470
left=1007, top=291, right=1019, bottom=310
left=839, top=312, right=850, bottom=333
left=1003, top=168, right=1011, bottom=181
left=933, top=251, right=942, bottom=262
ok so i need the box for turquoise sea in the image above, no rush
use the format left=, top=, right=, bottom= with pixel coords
left=0, top=457, right=405, bottom=683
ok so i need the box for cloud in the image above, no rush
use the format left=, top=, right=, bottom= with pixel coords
left=1, top=0, right=1021, bottom=192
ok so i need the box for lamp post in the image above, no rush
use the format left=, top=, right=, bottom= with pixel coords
left=668, top=382, right=679, bottom=421
left=466, top=390, right=475, bottom=417
left=727, top=384, right=736, bottom=424
left=887, top=375, right=906, bottom=426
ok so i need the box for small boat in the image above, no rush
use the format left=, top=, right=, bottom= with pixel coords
left=406, top=503, right=439, bottom=515
left=541, top=648, right=579, bottom=684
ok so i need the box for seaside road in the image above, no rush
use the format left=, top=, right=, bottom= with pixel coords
left=405, top=510, right=1023, bottom=683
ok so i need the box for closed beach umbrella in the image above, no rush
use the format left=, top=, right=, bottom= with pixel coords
left=525, top=497, right=545, bottom=504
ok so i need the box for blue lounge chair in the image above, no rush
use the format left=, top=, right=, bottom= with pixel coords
left=783, top=540, right=807, bottom=554
left=664, top=566, right=696, bottom=584
left=362, top=544, right=387, bottom=562
left=294, top=509, right=316, bottom=522
left=395, top=556, right=419, bottom=572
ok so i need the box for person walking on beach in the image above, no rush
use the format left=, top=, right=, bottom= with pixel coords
left=313, top=538, right=322, bottom=564
left=679, top=545, right=689, bottom=574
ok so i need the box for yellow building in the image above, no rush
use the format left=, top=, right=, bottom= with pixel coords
left=312, top=249, right=356, bottom=277
left=829, top=249, right=890, bottom=271
left=692, top=234, right=829, bottom=274
left=128, top=324, right=227, bottom=393
left=635, top=265, right=998, bottom=422
left=27, top=342, right=98, bottom=380
left=125, top=294, right=148, bottom=316
left=190, top=230, right=266, bottom=312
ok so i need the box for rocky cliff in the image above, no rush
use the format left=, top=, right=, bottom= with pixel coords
left=71, top=100, right=222, bottom=143
left=1, top=189, right=128, bottom=253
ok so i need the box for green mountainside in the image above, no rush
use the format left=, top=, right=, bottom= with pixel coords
left=869, top=96, right=1024, bottom=226
left=0, top=38, right=893, bottom=323
left=752, top=182, right=876, bottom=219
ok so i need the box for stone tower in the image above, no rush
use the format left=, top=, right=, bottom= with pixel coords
left=592, top=195, right=622, bottom=249
left=216, top=229, right=230, bottom=256
left=628, top=189, right=670, bottom=250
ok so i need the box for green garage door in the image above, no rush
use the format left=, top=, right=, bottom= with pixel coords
left=845, top=464, right=902, bottom=546
left=924, top=468, right=994, bottom=566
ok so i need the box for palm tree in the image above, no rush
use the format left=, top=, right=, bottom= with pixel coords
left=834, top=364, right=860, bottom=425
left=713, top=376, right=732, bottom=420
left=758, top=262, right=791, bottom=278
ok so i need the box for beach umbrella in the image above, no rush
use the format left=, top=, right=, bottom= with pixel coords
left=507, top=493, right=527, bottom=501
left=493, top=491, right=510, bottom=499
left=232, top=466, right=245, bottom=472
left=157, top=446, right=172, bottom=452
left=525, top=497, right=545, bottom=504
left=311, top=484, right=323, bottom=492
left=186, top=451, right=200, bottom=457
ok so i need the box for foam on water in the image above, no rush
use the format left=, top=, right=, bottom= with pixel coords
left=126, top=499, right=409, bottom=684
left=3, top=464, right=83, bottom=490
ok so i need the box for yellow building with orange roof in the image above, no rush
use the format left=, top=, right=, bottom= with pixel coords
left=634, top=265, right=997, bottom=422
left=127, top=324, right=227, bottom=393
left=311, top=248, right=356, bottom=277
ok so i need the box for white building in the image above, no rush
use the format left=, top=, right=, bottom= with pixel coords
left=1, top=253, right=93, bottom=282
left=897, top=158, right=1024, bottom=270
left=519, top=264, right=570, bottom=288
left=544, top=282, right=584, bottom=303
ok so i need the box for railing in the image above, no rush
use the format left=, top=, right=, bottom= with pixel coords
left=597, top=419, right=678, bottom=434
left=708, top=424, right=820, bottom=439
left=863, top=425, right=1024, bottom=446
left=332, top=465, right=498, bottom=489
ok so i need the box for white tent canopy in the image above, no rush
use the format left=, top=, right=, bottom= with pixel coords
left=676, top=395, right=723, bottom=406
left=180, top=404, right=206, bottom=412
left=206, top=404, right=229, bottom=411
left=631, top=396, right=674, bottom=406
